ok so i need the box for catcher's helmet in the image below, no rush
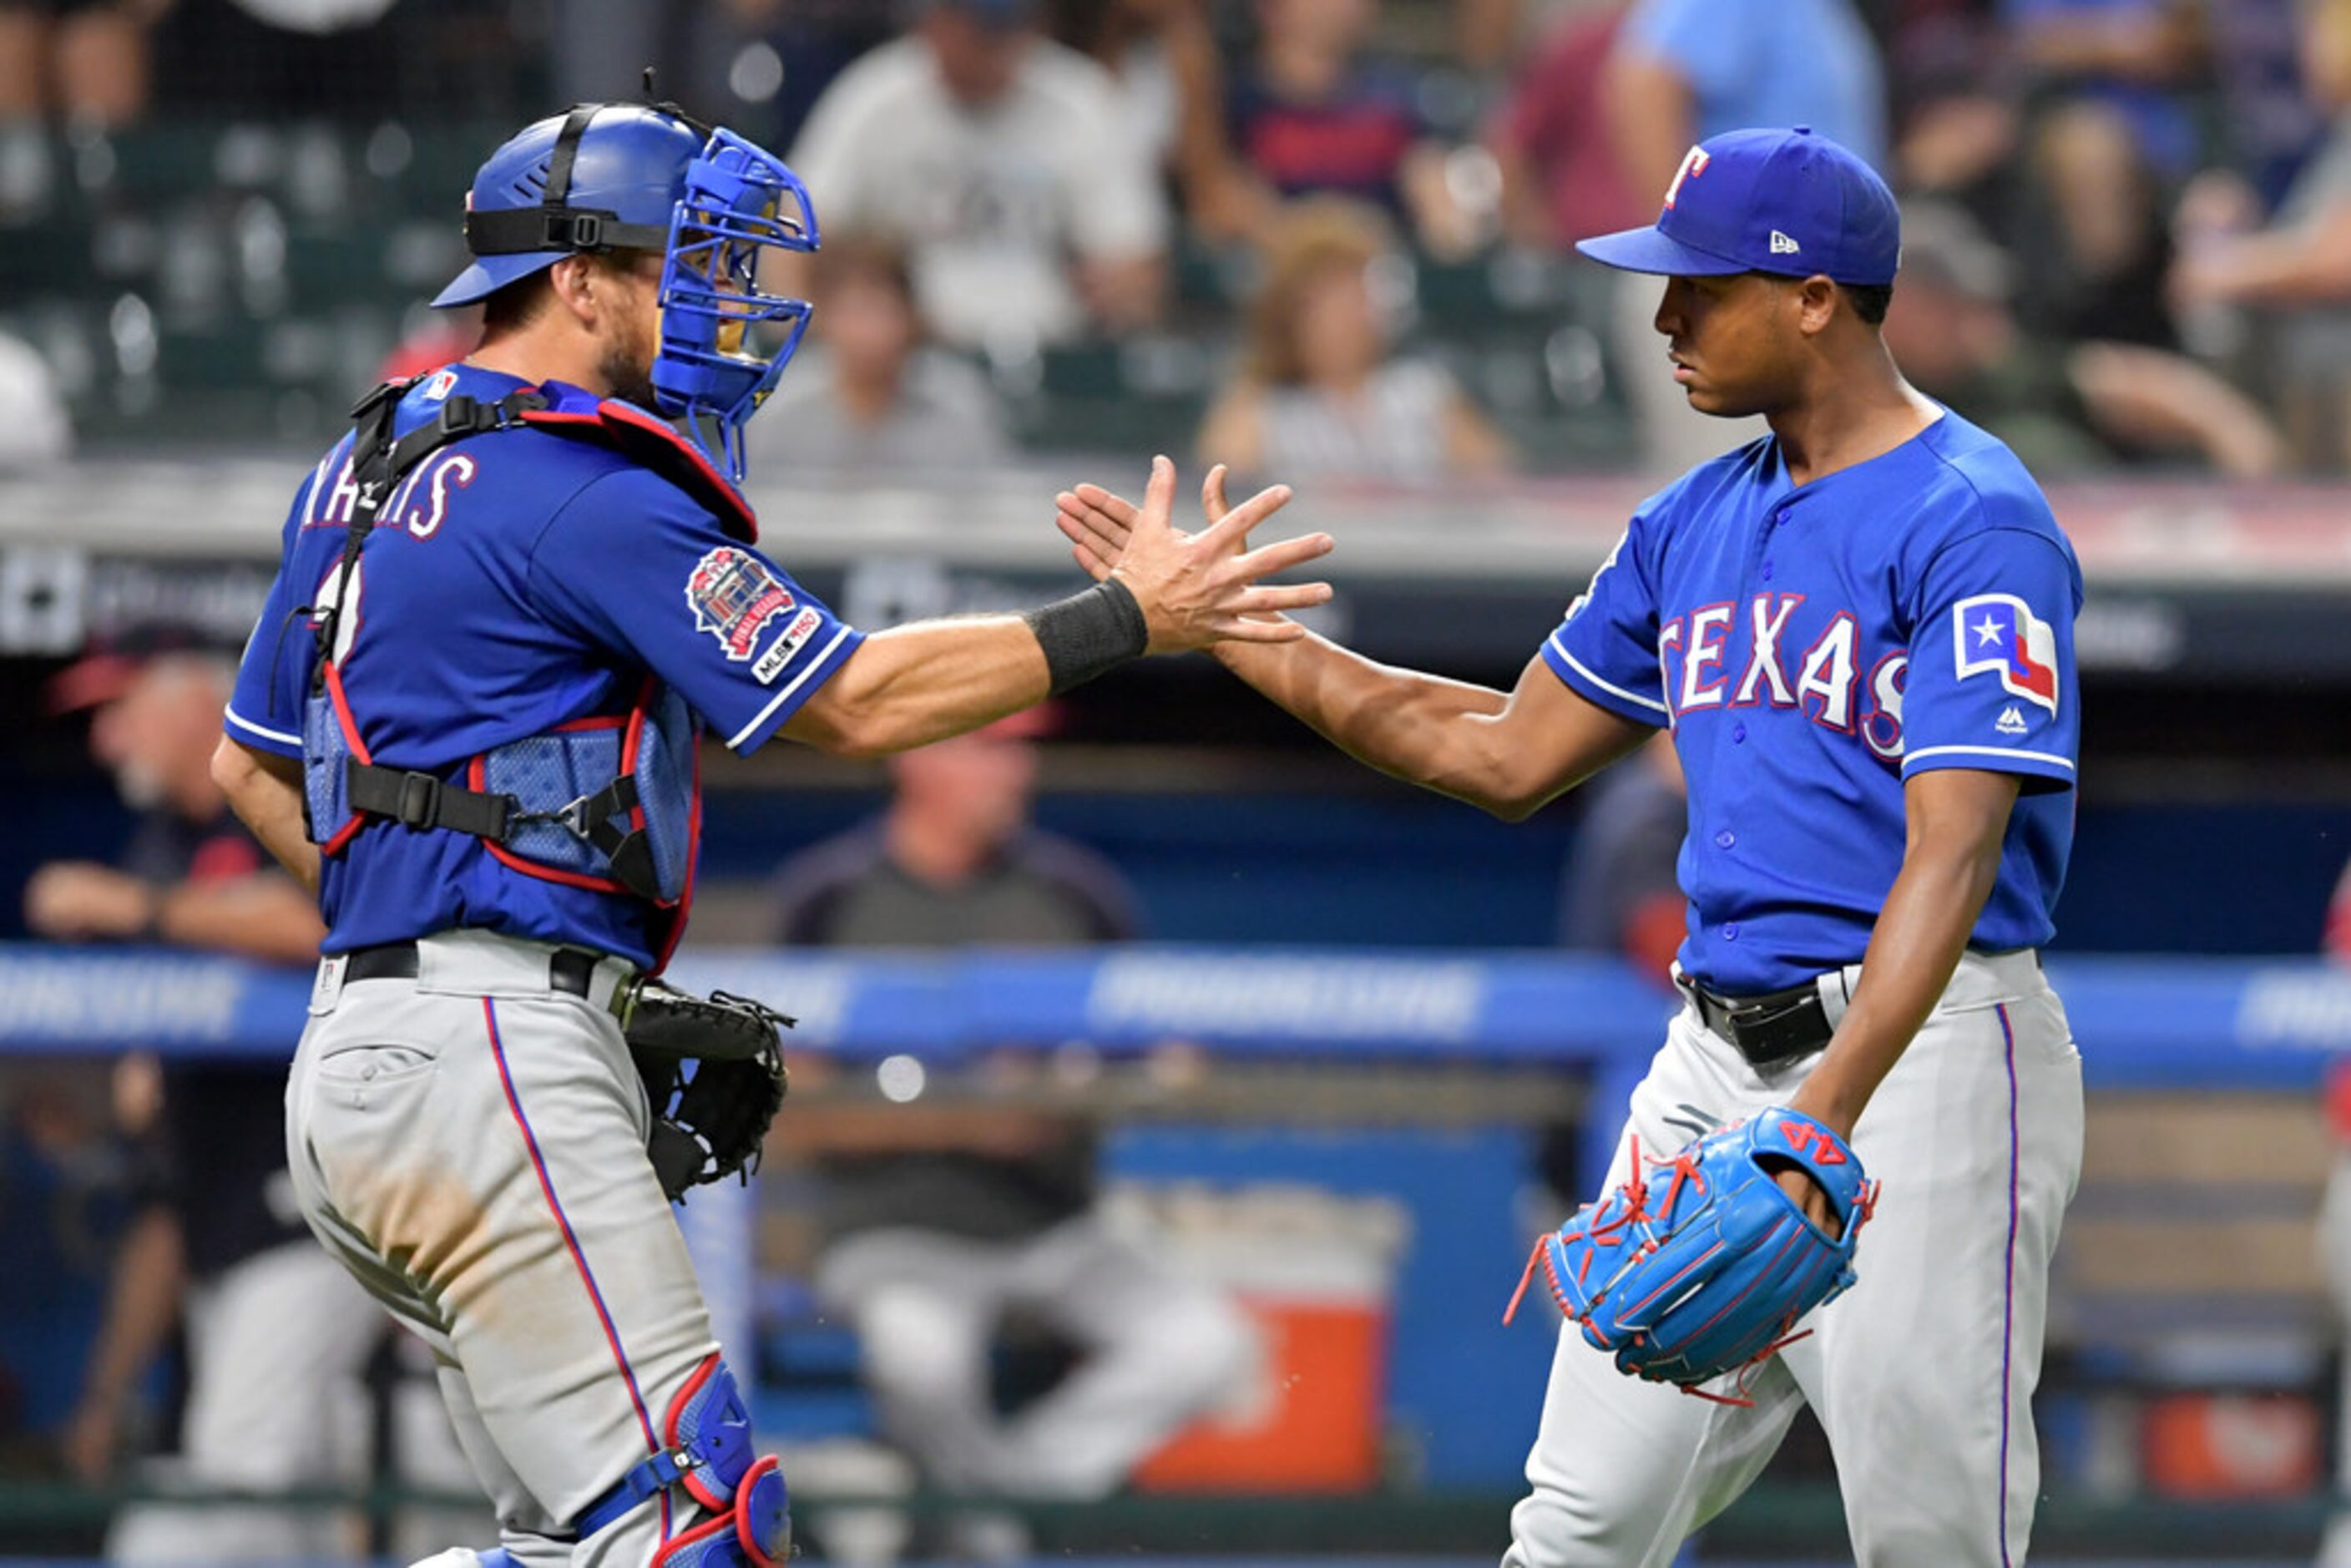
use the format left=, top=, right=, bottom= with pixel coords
left=432, top=102, right=821, bottom=481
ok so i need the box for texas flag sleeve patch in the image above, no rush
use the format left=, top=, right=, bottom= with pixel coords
left=1951, top=593, right=2060, bottom=713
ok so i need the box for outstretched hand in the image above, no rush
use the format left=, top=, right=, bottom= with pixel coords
left=1063, top=458, right=1332, bottom=653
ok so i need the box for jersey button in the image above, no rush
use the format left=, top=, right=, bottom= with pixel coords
left=1761, top=562, right=1774, bottom=581
left=1732, top=724, right=1747, bottom=743
left=1714, top=830, right=1735, bottom=848
left=1722, top=923, right=1741, bottom=941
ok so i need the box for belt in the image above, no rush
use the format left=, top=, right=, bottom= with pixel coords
left=342, top=939, right=609, bottom=1001
left=1677, top=974, right=1837, bottom=1069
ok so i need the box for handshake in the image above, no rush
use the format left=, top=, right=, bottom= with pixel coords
left=1047, top=456, right=1335, bottom=658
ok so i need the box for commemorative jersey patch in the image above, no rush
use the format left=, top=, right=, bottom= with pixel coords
left=751, top=606, right=825, bottom=685
left=1952, top=593, right=2060, bottom=714
left=687, top=546, right=796, bottom=662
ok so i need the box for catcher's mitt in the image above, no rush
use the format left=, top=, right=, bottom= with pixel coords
left=1506, top=1109, right=1878, bottom=1404
left=620, top=981, right=791, bottom=1202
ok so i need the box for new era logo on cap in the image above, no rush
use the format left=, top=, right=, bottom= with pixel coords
left=1574, top=127, right=1899, bottom=287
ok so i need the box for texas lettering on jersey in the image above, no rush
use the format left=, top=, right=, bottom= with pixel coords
left=1656, top=594, right=1910, bottom=761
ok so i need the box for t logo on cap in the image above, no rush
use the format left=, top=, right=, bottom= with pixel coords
left=1662, top=146, right=1711, bottom=210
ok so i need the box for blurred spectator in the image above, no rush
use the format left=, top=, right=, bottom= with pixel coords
left=0, top=328, right=72, bottom=467
left=1198, top=197, right=1512, bottom=482
left=1456, top=0, right=1534, bottom=73
left=552, top=1, right=892, bottom=154
left=0, top=0, right=152, bottom=126
left=1485, top=0, right=1646, bottom=250
left=1886, top=200, right=2286, bottom=477
left=147, top=0, right=424, bottom=120
left=1883, top=0, right=2022, bottom=204
left=2002, top=0, right=2201, bottom=348
left=787, top=0, right=1170, bottom=351
left=1605, top=0, right=1885, bottom=190
left=0, top=1062, right=131, bottom=1463
left=1599, top=0, right=1885, bottom=471
left=36, top=651, right=482, bottom=1562
left=2003, top=0, right=2201, bottom=170
left=1047, top=0, right=1246, bottom=236
left=770, top=711, right=1253, bottom=1510
left=2198, top=0, right=2328, bottom=212
left=2172, top=0, right=2351, bottom=468
left=1223, top=0, right=1476, bottom=255
left=746, top=233, right=1010, bottom=477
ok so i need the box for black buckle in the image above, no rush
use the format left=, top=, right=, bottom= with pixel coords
left=566, top=211, right=603, bottom=250
left=1681, top=975, right=1833, bottom=1067
left=438, top=393, right=480, bottom=433
left=395, top=771, right=442, bottom=830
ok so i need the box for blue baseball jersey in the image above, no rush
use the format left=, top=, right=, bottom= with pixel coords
left=1544, top=410, right=2081, bottom=996
left=226, top=363, right=864, bottom=968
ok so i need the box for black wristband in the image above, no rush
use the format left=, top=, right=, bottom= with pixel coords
left=1024, top=579, right=1150, bottom=695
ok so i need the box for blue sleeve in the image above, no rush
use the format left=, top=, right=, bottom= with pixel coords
left=1540, top=518, right=1671, bottom=727
left=1899, top=526, right=2081, bottom=792
left=224, top=474, right=321, bottom=759
left=1624, top=0, right=1752, bottom=100
left=527, top=469, right=864, bottom=755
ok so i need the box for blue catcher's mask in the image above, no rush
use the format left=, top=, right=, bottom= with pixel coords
left=434, top=103, right=818, bottom=482
left=651, top=129, right=818, bottom=483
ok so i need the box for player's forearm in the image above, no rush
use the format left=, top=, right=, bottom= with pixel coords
left=1213, top=635, right=1533, bottom=814
left=786, top=618, right=1052, bottom=759
left=158, top=878, right=326, bottom=966
left=211, top=738, right=320, bottom=894
left=2193, top=210, right=2351, bottom=306
left=1789, top=781, right=2017, bottom=1135
left=78, top=1207, right=184, bottom=1413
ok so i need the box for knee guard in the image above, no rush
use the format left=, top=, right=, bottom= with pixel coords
left=575, top=1353, right=790, bottom=1567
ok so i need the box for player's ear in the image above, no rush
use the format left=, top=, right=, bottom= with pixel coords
left=1791, top=275, right=1840, bottom=336
left=547, top=255, right=601, bottom=326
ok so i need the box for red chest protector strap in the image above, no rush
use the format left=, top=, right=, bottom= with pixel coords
left=517, top=391, right=760, bottom=544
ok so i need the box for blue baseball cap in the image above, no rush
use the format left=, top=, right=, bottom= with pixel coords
left=1575, top=126, right=1900, bottom=287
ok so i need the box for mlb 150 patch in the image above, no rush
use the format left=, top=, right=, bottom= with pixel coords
left=687, top=546, right=796, bottom=662
left=751, top=606, right=825, bottom=685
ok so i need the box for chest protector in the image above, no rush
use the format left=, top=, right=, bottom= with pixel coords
left=303, top=377, right=760, bottom=970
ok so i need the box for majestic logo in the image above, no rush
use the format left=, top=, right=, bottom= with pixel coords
left=1954, top=594, right=2060, bottom=713
left=1995, top=705, right=2028, bottom=736
left=1662, top=146, right=1711, bottom=209
left=1769, top=230, right=1800, bottom=255
left=686, top=547, right=796, bottom=662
